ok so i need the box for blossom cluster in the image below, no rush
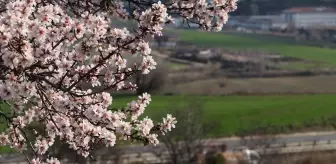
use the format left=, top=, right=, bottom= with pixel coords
left=168, top=0, right=238, bottom=31
left=0, top=0, right=236, bottom=163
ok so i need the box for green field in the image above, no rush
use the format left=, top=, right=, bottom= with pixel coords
left=174, top=30, right=336, bottom=68
left=111, top=94, right=336, bottom=137
left=1, top=94, right=336, bottom=153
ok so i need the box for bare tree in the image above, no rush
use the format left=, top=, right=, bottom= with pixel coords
left=155, top=99, right=218, bottom=164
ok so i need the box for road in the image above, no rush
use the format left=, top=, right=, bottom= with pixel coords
left=119, top=131, right=336, bottom=154
left=210, top=131, right=336, bottom=149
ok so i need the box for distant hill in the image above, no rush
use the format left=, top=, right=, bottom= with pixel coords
left=233, top=0, right=336, bottom=15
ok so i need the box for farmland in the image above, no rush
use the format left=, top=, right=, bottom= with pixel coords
left=2, top=94, right=336, bottom=139
left=1, top=28, right=336, bottom=155
left=135, top=30, right=336, bottom=138
left=111, top=94, right=336, bottom=137
left=169, top=75, right=336, bottom=95
left=173, top=30, right=336, bottom=68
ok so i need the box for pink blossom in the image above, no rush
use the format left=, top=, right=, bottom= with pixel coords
left=161, top=114, right=177, bottom=134
left=34, top=138, right=49, bottom=155
left=0, top=0, right=236, bottom=163
left=31, top=158, right=42, bottom=164
left=0, top=133, right=8, bottom=145
left=46, top=157, right=60, bottom=164
left=137, top=41, right=151, bottom=56
left=137, top=117, right=154, bottom=136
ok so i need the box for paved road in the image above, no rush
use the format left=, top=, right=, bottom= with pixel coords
left=211, top=132, right=336, bottom=149
left=119, top=132, right=336, bottom=154
left=271, top=132, right=336, bottom=143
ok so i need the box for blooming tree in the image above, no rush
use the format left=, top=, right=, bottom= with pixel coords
left=0, top=0, right=237, bottom=163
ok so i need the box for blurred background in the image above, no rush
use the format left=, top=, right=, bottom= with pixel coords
left=111, top=0, right=336, bottom=138
left=5, top=0, right=336, bottom=163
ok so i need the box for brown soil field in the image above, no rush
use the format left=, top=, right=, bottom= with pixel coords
left=164, top=75, right=336, bottom=95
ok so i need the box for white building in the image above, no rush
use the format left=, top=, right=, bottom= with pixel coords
left=282, top=7, right=336, bottom=29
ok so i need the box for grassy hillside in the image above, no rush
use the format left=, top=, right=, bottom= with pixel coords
left=111, top=94, right=336, bottom=137
left=174, top=30, right=336, bottom=68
